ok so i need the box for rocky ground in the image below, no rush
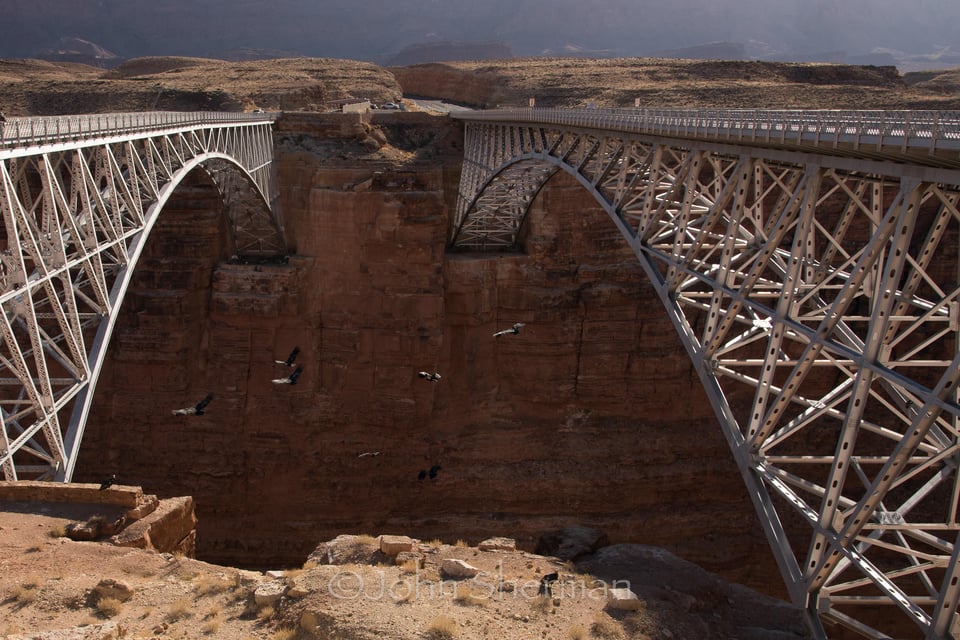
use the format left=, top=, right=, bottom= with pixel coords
left=1, top=55, right=960, bottom=117
left=0, top=502, right=808, bottom=640
left=0, top=57, right=403, bottom=116
left=391, top=57, right=960, bottom=110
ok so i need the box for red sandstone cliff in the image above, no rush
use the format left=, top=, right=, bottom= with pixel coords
left=74, top=112, right=781, bottom=600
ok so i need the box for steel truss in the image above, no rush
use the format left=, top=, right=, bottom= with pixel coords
left=452, top=110, right=960, bottom=639
left=0, top=114, right=284, bottom=484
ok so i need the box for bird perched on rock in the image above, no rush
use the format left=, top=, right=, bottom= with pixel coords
left=539, top=572, right=559, bottom=596
left=172, top=393, right=213, bottom=416
left=275, top=346, right=300, bottom=367
left=417, top=371, right=441, bottom=382
left=99, top=474, right=118, bottom=491
left=493, top=322, right=525, bottom=337
left=272, top=365, right=304, bottom=385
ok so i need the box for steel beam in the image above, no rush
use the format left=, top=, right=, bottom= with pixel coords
left=453, top=109, right=960, bottom=639
left=0, top=112, right=284, bottom=483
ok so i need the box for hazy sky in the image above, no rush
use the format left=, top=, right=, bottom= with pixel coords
left=3, top=0, right=959, bottom=64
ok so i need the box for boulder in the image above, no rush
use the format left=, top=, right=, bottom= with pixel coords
left=307, top=534, right=382, bottom=566
left=379, top=534, right=416, bottom=556
left=254, top=580, right=287, bottom=607
left=606, top=586, right=644, bottom=611
left=478, top=536, right=516, bottom=552
left=535, top=526, right=608, bottom=560
left=394, top=551, right=423, bottom=568
left=441, top=558, right=480, bottom=579
left=92, top=578, right=134, bottom=603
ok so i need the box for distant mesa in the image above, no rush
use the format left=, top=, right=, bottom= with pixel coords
left=653, top=41, right=747, bottom=61
left=384, top=40, right=514, bottom=66
left=37, top=37, right=122, bottom=68
left=219, top=48, right=303, bottom=62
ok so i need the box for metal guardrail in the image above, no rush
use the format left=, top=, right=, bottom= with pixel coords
left=452, top=107, right=960, bottom=154
left=0, top=111, right=276, bottom=149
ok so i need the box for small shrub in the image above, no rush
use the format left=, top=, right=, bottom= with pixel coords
left=531, top=595, right=552, bottom=614
left=167, top=596, right=192, bottom=621
left=195, top=574, right=232, bottom=596
left=202, top=615, right=223, bottom=634
left=96, top=596, right=123, bottom=618
left=399, top=558, right=420, bottom=574
left=622, top=611, right=653, bottom=636
left=300, top=610, right=320, bottom=633
left=271, top=628, right=298, bottom=640
left=78, top=614, right=99, bottom=627
left=425, top=614, right=457, bottom=639
left=258, top=605, right=276, bottom=620
left=12, top=585, right=38, bottom=605
left=590, top=613, right=623, bottom=639
left=355, top=533, right=378, bottom=545
left=203, top=603, right=223, bottom=620
left=454, top=539, right=468, bottom=548
left=568, top=626, right=587, bottom=640
left=302, top=560, right=318, bottom=570
left=453, top=584, right=489, bottom=607
left=424, top=539, right=444, bottom=548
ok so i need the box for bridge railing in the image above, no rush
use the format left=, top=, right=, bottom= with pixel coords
left=452, top=107, right=960, bottom=154
left=0, top=111, right=276, bottom=149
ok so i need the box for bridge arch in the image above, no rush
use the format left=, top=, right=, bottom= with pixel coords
left=452, top=109, right=960, bottom=639
left=60, top=153, right=282, bottom=483
left=0, top=113, right=285, bottom=487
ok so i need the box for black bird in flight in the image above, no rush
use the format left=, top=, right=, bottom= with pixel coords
left=417, top=469, right=428, bottom=480
left=99, top=474, right=118, bottom=491
left=417, top=371, right=442, bottom=382
left=273, top=364, right=304, bottom=385
left=493, top=322, right=525, bottom=337
left=428, top=464, right=441, bottom=480
left=172, top=393, right=214, bottom=416
left=275, top=346, right=300, bottom=367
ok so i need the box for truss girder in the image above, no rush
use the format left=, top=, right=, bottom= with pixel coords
left=454, top=118, right=960, bottom=639
left=0, top=119, right=284, bottom=483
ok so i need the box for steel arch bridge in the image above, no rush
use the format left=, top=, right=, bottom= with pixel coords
left=0, top=111, right=284, bottom=485
left=451, top=108, right=960, bottom=639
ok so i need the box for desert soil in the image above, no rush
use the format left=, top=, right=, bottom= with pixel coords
left=0, top=502, right=807, bottom=640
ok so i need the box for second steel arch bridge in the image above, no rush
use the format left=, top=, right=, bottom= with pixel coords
left=451, top=107, right=960, bottom=640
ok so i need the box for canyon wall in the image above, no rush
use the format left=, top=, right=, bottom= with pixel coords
left=74, top=112, right=782, bottom=597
